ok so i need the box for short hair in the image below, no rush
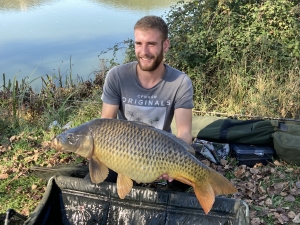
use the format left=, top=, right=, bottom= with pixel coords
left=134, top=15, right=168, bottom=41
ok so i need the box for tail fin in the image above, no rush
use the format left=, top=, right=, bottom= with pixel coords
left=193, top=169, right=237, bottom=214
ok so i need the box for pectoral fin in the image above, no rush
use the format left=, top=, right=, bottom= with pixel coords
left=89, top=156, right=109, bottom=184
left=117, top=174, right=133, bottom=199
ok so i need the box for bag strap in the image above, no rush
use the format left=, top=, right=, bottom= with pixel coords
left=219, top=119, right=263, bottom=142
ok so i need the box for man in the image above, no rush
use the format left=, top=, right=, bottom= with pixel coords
left=102, top=15, right=193, bottom=142
left=99, top=15, right=194, bottom=190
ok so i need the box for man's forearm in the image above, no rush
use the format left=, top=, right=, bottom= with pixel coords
left=177, top=132, right=195, bottom=155
left=177, top=132, right=193, bottom=145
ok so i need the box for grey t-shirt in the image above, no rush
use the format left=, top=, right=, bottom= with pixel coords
left=102, top=61, right=194, bottom=132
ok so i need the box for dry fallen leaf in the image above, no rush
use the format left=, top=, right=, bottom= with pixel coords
left=296, top=181, right=300, bottom=189
left=220, top=159, right=228, bottom=166
left=265, top=198, right=272, bottom=206
left=258, top=186, right=266, bottom=194
left=234, top=165, right=246, bottom=178
left=284, top=195, right=295, bottom=202
left=21, top=208, right=30, bottom=217
left=293, top=213, right=300, bottom=223
left=288, top=211, right=296, bottom=219
left=273, top=182, right=286, bottom=194
left=251, top=217, right=262, bottom=225
left=274, top=160, right=283, bottom=166
left=250, top=167, right=260, bottom=174
left=0, top=173, right=9, bottom=179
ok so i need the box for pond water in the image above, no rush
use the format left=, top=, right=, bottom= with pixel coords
left=0, top=0, right=181, bottom=90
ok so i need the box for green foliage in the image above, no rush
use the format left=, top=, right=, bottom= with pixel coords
left=166, top=0, right=300, bottom=69
left=123, top=38, right=136, bottom=63
left=98, top=39, right=135, bottom=66
left=163, top=0, right=300, bottom=117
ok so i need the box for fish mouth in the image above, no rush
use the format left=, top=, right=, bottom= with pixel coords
left=51, top=137, right=62, bottom=151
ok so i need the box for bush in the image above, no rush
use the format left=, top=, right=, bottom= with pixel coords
left=163, top=0, right=300, bottom=117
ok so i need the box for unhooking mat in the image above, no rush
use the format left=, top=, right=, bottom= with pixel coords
left=21, top=175, right=249, bottom=225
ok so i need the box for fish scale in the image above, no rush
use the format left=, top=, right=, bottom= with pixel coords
left=52, top=118, right=237, bottom=214
left=89, top=119, right=205, bottom=183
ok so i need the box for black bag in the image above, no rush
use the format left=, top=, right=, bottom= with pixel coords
left=20, top=175, right=250, bottom=225
left=230, top=143, right=275, bottom=167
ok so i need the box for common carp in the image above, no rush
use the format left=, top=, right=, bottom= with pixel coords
left=51, top=118, right=237, bottom=214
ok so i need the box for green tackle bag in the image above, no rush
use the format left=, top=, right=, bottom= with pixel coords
left=195, top=116, right=279, bottom=146
left=272, top=123, right=300, bottom=165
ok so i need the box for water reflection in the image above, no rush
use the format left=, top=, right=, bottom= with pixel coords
left=0, top=0, right=54, bottom=11
left=92, top=0, right=180, bottom=11
left=0, top=0, right=179, bottom=12
left=0, top=0, right=181, bottom=90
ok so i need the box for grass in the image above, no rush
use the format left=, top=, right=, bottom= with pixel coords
left=191, top=60, right=300, bottom=120
left=0, top=71, right=104, bottom=221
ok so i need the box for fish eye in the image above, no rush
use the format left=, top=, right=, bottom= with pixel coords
left=66, top=133, right=78, bottom=145
left=66, top=133, right=76, bottom=143
left=67, top=133, right=73, bottom=140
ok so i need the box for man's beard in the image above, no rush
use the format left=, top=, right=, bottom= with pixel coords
left=137, top=49, right=164, bottom=71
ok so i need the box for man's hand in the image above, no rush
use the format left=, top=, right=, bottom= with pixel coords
left=157, top=174, right=174, bottom=182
